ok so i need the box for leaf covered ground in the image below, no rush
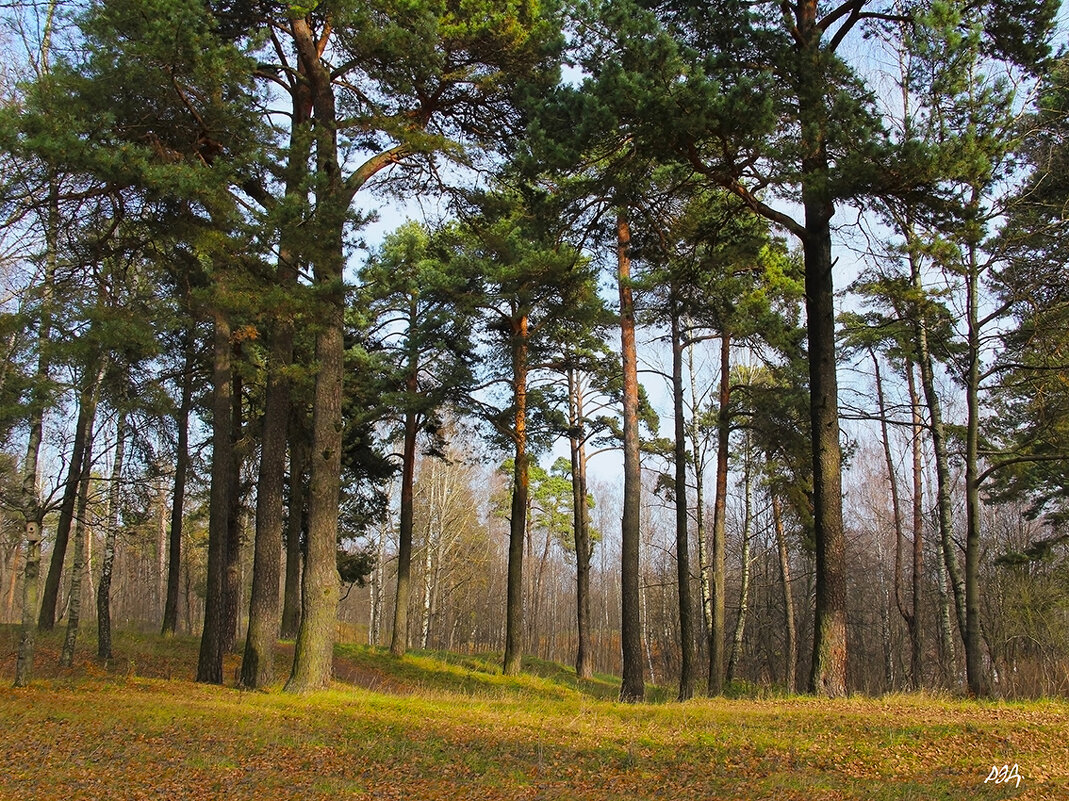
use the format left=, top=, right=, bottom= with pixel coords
left=0, top=627, right=1066, bottom=800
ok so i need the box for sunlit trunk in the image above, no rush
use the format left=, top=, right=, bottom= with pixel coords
left=617, top=211, right=644, bottom=702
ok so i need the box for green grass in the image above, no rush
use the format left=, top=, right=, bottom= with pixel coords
left=0, top=626, right=1067, bottom=800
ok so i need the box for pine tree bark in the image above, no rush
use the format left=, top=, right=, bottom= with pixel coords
left=789, top=3, right=849, bottom=698
left=286, top=267, right=343, bottom=691
left=280, top=406, right=309, bottom=639
left=802, top=214, right=848, bottom=698
left=905, top=358, right=924, bottom=690
left=963, top=243, right=986, bottom=697
left=617, top=212, right=644, bottom=703
left=222, top=345, right=244, bottom=653
left=390, top=364, right=420, bottom=657
left=245, top=70, right=309, bottom=674
left=241, top=318, right=293, bottom=687
left=503, top=314, right=529, bottom=676
left=284, top=14, right=343, bottom=693
left=197, top=308, right=234, bottom=684
left=285, top=10, right=405, bottom=692
left=286, top=218, right=344, bottom=690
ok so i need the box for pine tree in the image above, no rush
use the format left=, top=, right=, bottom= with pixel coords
left=875, top=0, right=1058, bottom=695
left=453, top=185, right=598, bottom=676
left=356, top=221, right=477, bottom=657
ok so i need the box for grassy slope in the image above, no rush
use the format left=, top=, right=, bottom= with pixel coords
left=0, top=627, right=1067, bottom=800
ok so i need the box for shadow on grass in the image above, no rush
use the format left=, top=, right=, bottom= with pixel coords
left=330, top=641, right=673, bottom=703
left=0, top=623, right=667, bottom=704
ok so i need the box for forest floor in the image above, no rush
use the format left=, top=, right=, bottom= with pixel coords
left=0, top=627, right=1067, bottom=800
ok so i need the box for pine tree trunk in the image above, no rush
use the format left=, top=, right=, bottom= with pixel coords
left=286, top=12, right=383, bottom=692
left=98, top=411, right=126, bottom=661
left=391, top=371, right=419, bottom=657
left=963, top=244, right=986, bottom=697
left=803, top=204, right=849, bottom=698
left=280, top=405, right=309, bottom=640
left=197, top=308, right=234, bottom=684
left=798, top=9, right=847, bottom=698
left=503, top=315, right=529, bottom=676
left=162, top=333, right=193, bottom=636
left=670, top=300, right=695, bottom=700
left=39, top=364, right=98, bottom=630
left=266, top=76, right=311, bottom=647
left=617, top=211, right=644, bottom=703
left=222, top=347, right=244, bottom=653
left=241, top=312, right=293, bottom=687
left=906, top=358, right=924, bottom=690
left=568, top=366, right=594, bottom=680
left=286, top=231, right=344, bottom=692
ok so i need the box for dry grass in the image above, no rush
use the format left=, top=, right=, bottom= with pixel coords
left=0, top=626, right=1067, bottom=800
